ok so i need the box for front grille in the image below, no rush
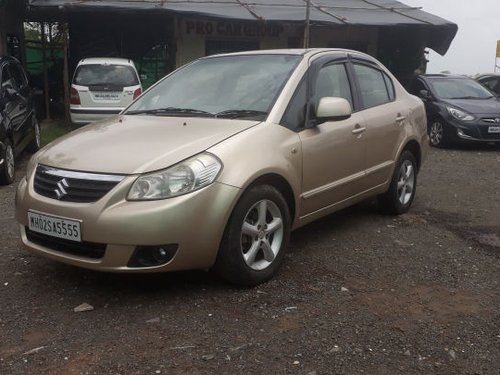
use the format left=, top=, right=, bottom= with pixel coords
left=481, top=117, right=500, bottom=124
left=34, top=165, right=125, bottom=203
left=478, top=120, right=500, bottom=139
left=26, top=227, right=106, bottom=259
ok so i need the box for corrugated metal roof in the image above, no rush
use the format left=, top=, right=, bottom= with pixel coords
left=27, top=0, right=458, bottom=54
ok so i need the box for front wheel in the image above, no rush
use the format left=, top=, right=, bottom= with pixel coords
left=379, top=150, right=417, bottom=214
left=214, top=185, right=291, bottom=286
left=428, top=119, right=448, bottom=148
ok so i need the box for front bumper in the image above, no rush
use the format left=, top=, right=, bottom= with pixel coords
left=446, top=118, right=500, bottom=143
left=15, top=174, right=240, bottom=272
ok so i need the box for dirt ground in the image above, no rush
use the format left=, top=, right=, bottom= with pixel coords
left=0, top=144, right=499, bottom=375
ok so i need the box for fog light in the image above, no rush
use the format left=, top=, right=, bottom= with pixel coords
left=128, top=244, right=178, bottom=268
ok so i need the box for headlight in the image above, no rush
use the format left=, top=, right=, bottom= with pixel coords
left=447, top=107, right=474, bottom=121
left=127, top=153, right=222, bottom=201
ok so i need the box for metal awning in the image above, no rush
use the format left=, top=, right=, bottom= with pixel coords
left=27, top=0, right=458, bottom=55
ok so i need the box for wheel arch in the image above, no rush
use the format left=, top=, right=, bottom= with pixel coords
left=243, top=173, right=296, bottom=223
left=401, top=139, right=422, bottom=172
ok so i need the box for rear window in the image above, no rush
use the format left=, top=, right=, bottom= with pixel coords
left=73, top=64, right=139, bottom=87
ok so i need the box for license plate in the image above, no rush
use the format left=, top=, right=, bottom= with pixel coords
left=28, top=211, right=81, bottom=242
left=488, top=126, right=500, bottom=133
left=93, top=92, right=119, bottom=100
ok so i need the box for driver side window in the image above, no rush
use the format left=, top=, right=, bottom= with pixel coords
left=314, top=64, right=353, bottom=109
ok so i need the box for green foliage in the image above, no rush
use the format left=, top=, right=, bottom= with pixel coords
left=40, top=120, right=68, bottom=147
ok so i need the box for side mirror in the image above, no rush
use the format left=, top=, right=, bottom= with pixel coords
left=419, top=89, right=431, bottom=100
left=316, top=97, right=352, bottom=121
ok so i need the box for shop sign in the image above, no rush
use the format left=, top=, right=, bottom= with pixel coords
left=185, top=20, right=284, bottom=38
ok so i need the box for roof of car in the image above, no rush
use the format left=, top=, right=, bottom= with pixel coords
left=0, top=55, right=21, bottom=64
left=204, top=48, right=378, bottom=63
left=77, top=57, right=135, bottom=66
left=420, top=74, right=471, bottom=80
left=475, top=73, right=500, bottom=79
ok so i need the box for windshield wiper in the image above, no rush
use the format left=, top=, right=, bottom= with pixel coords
left=215, top=109, right=268, bottom=119
left=127, top=107, right=214, bottom=117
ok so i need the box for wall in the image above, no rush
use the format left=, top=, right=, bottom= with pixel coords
left=175, top=18, right=293, bottom=67
left=0, top=0, right=25, bottom=61
left=310, top=25, right=378, bottom=56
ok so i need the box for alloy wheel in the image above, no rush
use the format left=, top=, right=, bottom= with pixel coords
left=429, top=121, right=444, bottom=146
left=397, top=160, right=415, bottom=205
left=240, top=199, right=284, bottom=271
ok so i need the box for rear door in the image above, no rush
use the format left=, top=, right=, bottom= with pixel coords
left=350, top=59, right=406, bottom=187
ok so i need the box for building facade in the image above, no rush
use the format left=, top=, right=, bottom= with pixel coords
left=0, top=0, right=25, bottom=62
left=27, top=0, right=457, bottom=89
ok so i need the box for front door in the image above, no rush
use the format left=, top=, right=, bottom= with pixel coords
left=299, top=61, right=367, bottom=216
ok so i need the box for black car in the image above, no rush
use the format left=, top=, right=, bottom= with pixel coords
left=0, top=56, right=40, bottom=185
left=410, top=74, right=500, bottom=147
left=475, top=73, right=500, bottom=96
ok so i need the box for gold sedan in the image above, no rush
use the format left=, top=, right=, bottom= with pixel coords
left=16, top=49, right=428, bottom=285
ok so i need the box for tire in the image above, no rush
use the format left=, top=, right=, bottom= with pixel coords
left=27, top=116, right=41, bottom=153
left=379, top=150, right=417, bottom=215
left=214, top=185, right=291, bottom=286
left=0, top=139, right=15, bottom=185
left=428, top=118, right=448, bottom=148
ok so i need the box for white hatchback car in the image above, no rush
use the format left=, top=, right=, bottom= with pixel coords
left=70, top=58, right=142, bottom=125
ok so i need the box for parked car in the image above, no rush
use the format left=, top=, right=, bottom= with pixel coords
left=475, top=73, right=500, bottom=96
left=16, top=49, right=428, bottom=285
left=411, top=74, right=500, bottom=147
left=0, top=56, right=40, bottom=185
left=70, top=57, right=142, bottom=125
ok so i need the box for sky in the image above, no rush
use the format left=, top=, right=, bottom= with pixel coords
left=401, top=0, right=500, bottom=75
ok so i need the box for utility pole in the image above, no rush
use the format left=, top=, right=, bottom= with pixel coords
left=41, top=22, right=51, bottom=120
left=303, top=0, right=311, bottom=48
left=496, top=41, right=500, bottom=72
left=62, top=23, right=71, bottom=128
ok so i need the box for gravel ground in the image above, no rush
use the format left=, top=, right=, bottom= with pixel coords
left=0, top=145, right=499, bottom=375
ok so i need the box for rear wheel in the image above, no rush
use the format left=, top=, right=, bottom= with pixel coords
left=214, top=185, right=291, bottom=286
left=379, top=150, right=417, bottom=214
left=0, top=139, right=15, bottom=185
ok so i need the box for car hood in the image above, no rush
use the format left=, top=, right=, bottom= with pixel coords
left=36, top=115, right=261, bottom=174
left=442, top=97, right=500, bottom=115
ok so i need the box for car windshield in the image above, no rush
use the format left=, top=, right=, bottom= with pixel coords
left=428, top=78, right=494, bottom=99
left=74, top=64, right=139, bottom=86
left=126, top=54, right=301, bottom=119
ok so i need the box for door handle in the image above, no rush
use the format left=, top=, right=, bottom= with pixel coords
left=396, top=115, right=407, bottom=122
left=352, top=124, right=366, bottom=135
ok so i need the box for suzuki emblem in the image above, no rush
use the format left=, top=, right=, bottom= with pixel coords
left=54, top=178, right=69, bottom=199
